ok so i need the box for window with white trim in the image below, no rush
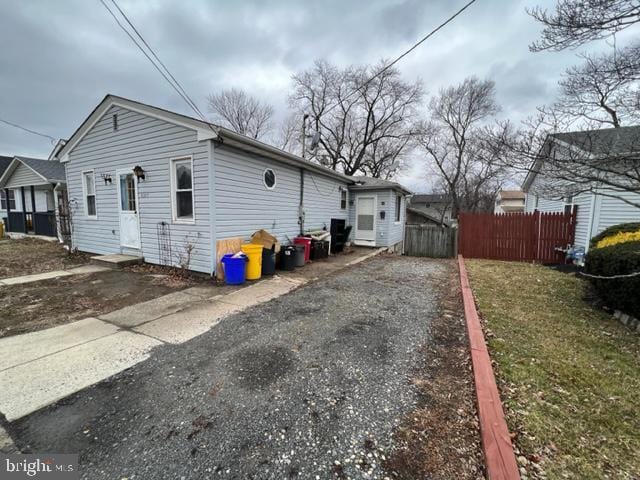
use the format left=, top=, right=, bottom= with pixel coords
left=171, top=157, right=194, bottom=221
left=83, top=171, right=96, bottom=217
left=1, top=190, right=16, bottom=210
left=340, top=189, right=347, bottom=210
left=395, top=195, right=402, bottom=222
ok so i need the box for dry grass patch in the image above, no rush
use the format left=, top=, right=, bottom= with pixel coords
left=467, top=260, right=640, bottom=479
left=0, top=237, right=89, bottom=278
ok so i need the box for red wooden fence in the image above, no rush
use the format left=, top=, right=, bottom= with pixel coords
left=458, top=211, right=576, bottom=263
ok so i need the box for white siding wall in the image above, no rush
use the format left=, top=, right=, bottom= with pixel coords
left=5, top=163, right=43, bottom=188
left=348, top=189, right=405, bottom=247
left=66, top=106, right=212, bottom=273
left=213, top=144, right=350, bottom=244
left=572, top=192, right=593, bottom=250
left=303, top=170, right=349, bottom=231
left=592, top=190, right=640, bottom=237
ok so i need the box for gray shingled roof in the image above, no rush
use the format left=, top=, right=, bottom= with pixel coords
left=552, top=125, right=640, bottom=156
left=0, top=156, right=12, bottom=177
left=410, top=193, right=451, bottom=204
left=14, top=156, right=66, bottom=182
left=349, top=175, right=412, bottom=194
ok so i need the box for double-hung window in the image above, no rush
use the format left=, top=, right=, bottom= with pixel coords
left=340, top=189, right=347, bottom=210
left=171, top=157, right=194, bottom=221
left=83, top=171, right=97, bottom=217
left=1, top=190, right=15, bottom=210
left=395, top=195, right=402, bottom=222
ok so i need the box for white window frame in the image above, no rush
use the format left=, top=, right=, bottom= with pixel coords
left=170, top=155, right=195, bottom=224
left=263, top=168, right=276, bottom=190
left=395, top=194, right=402, bottom=223
left=340, top=188, right=347, bottom=210
left=81, top=170, right=97, bottom=219
left=1, top=189, right=16, bottom=210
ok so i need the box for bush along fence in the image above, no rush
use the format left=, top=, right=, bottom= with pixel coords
left=458, top=211, right=576, bottom=263
left=584, top=223, right=640, bottom=327
left=404, top=225, right=457, bottom=258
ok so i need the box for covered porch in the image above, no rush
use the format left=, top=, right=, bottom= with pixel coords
left=0, top=156, right=66, bottom=239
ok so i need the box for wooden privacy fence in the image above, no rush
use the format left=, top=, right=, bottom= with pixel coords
left=404, top=225, right=457, bottom=258
left=458, top=211, right=576, bottom=263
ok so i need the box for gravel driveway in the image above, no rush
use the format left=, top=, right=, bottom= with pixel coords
left=10, top=256, right=454, bottom=479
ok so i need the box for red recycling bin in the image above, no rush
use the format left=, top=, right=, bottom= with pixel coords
left=294, top=236, right=312, bottom=262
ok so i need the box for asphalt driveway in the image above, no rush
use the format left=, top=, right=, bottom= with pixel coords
left=10, top=256, right=456, bottom=479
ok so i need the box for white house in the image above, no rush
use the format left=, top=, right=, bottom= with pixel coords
left=494, top=190, right=525, bottom=213
left=523, top=126, right=640, bottom=253
left=53, top=95, right=409, bottom=273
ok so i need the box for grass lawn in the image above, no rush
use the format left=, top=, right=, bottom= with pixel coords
left=0, top=237, right=90, bottom=278
left=466, top=260, right=640, bottom=479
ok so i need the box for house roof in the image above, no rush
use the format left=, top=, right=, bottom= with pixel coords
left=349, top=175, right=412, bottom=195
left=553, top=125, right=640, bottom=157
left=56, top=94, right=354, bottom=185
left=410, top=193, right=451, bottom=204
left=522, top=125, right=640, bottom=190
left=0, top=156, right=66, bottom=188
left=406, top=207, right=447, bottom=225
left=498, top=190, right=525, bottom=200
left=0, top=156, right=12, bottom=178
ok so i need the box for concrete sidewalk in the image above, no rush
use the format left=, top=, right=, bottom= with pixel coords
left=0, top=248, right=385, bottom=421
left=0, top=265, right=111, bottom=286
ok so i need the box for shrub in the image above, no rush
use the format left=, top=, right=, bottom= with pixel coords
left=590, top=222, right=640, bottom=248
left=596, top=230, right=640, bottom=249
left=584, top=240, right=640, bottom=318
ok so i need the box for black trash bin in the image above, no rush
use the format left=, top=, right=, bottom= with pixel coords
left=262, top=246, right=276, bottom=275
left=278, top=246, right=297, bottom=271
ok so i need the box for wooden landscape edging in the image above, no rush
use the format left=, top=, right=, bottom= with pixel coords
left=458, top=255, right=520, bottom=480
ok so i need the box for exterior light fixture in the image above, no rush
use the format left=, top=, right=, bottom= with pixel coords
left=133, top=165, right=146, bottom=181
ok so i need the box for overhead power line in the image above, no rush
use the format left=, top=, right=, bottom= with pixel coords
left=322, top=0, right=479, bottom=116
left=98, top=0, right=211, bottom=126
left=0, top=118, right=56, bottom=143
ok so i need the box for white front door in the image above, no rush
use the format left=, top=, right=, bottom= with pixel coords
left=117, top=170, right=141, bottom=250
left=355, top=195, right=376, bottom=246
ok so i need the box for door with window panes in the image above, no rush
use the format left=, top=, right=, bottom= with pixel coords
left=117, top=169, right=141, bottom=249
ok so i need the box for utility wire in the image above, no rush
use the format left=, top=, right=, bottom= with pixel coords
left=0, top=118, right=56, bottom=143
left=321, top=0, right=479, bottom=116
left=107, top=0, right=208, bottom=122
left=98, top=0, right=211, bottom=127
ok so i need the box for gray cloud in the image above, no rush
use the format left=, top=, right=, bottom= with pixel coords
left=1, top=0, right=637, bottom=191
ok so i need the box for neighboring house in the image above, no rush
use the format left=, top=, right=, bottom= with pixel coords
left=406, top=207, right=448, bottom=226
left=0, top=156, right=66, bottom=238
left=0, top=155, right=12, bottom=225
left=523, top=126, right=640, bottom=253
left=408, top=193, right=453, bottom=226
left=349, top=176, right=411, bottom=251
left=494, top=190, right=525, bottom=213
left=54, top=95, right=409, bottom=273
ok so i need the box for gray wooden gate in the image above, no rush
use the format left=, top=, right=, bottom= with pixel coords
left=404, top=225, right=457, bottom=258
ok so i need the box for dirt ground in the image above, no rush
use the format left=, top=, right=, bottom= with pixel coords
left=0, top=238, right=91, bottom=278
left=0, top=268, right=202, bottom=338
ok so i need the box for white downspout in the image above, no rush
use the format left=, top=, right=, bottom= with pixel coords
left=53, top=182, right=63, bottom=243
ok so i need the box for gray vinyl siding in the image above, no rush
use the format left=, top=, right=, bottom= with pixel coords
left=66, top=105, right=212, bottom=273
left=303, top=170, right=349, bottom=231
left=348, top=189, right=405, bottom=247
left=572, top=192, right=593, bottom=250
left=213, top=144, right=350, bottom=244
left=4, top=163, right=43, bottom=188
left=592, top=189, right=640, bottom=236
left=214, top=144, right=301, bottom=243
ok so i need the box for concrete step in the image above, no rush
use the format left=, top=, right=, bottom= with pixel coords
left=90, top=254, right=144, bottom=268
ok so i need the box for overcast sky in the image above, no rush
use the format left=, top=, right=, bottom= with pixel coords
left=1, top=0, right=637, bottom=192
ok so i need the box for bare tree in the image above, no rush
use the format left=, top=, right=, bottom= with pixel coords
left=289, top=60, right=422, bottom=177
left=528, top=0, right=640, bottom=51
left=273, top=113, right=300, bottom=154
left=419, top=77, right=505, bottom=216
left=207, top=88, right=274, bottom=140
left=489, top=115, right=640, bottom=209
left=548, top=48, right=640, bottom=128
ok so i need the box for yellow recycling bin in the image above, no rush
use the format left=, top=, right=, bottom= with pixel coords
left=241, top=243, right=263, bottom=280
